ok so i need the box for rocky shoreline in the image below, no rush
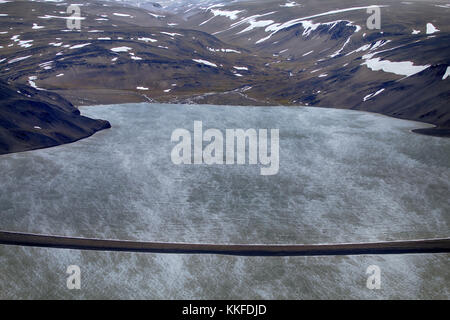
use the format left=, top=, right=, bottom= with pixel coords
left=70, top=88, right=450, bottom=138
left=2, top=82, right=448, bottom=157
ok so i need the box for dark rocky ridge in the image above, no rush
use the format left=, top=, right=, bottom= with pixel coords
left=0, top=80, right=111, bottom=155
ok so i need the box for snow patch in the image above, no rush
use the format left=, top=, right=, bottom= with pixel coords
left=362, top=58, right=430, bottom=77
left=192, top=59, right=217, bottom=67
left=138, top=37, right=157, bottom=43
left=8, top=55, right=31, bottom=64
left=28, top=76, right=44, bottom=90
left=148, top=13, right=165, bottom=18
left=426, top=23, right=439, bottom=34
left=69, top=43, right=91, bottom=49
left=442, top=67, right=450, bottom=80
left=111, top=46, right=132, bottom=52
left=160, top=32, right=182, bottom=37
left=280, top=2, right=300, bottom=7
left=32, top=23, right=44, bottom=29
left=208, top=47, right=241, bottom=54
left=113, top=13, right=133, bottom=18
left=363, top=88, right=385, bottom=101
left=210, top=9, right=243, bottom=20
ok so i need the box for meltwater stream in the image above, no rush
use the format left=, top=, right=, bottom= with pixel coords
left=0, top=103, right=449, bottom=299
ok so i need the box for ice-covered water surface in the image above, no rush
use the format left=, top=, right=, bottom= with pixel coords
left=0, top=103, right=449, bottom=299
left=1, top=103, right=449, bottom=243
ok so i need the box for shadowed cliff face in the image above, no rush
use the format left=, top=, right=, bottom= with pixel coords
left=0, top=80, right=111, bottom=155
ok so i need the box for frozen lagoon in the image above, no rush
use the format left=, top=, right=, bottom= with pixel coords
left=0, top=103, right=449, bottom=299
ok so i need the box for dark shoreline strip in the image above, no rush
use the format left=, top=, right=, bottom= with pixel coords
left=0, top=231, right=449, bottom=256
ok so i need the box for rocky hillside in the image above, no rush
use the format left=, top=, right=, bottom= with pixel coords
left=0, top=79, right=110, bottom=154
left=174, top=0, right=450, bottom=135
left=1, top=0, right=449, bottom=150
